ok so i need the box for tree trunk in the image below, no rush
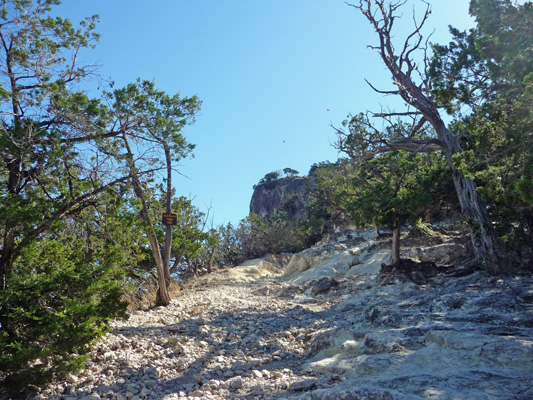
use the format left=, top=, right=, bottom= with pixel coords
left=437, top=122, right=501, bottom=268
left=162, top=144, right=173, bottom=290
left=390, top=218, right=401, bottom=266
left=123, top=134, right=171, bottom=306
left=207, top=250, right=215, bottom=274
left=375, top=224, right=382, bottom=239
left=147, top=233, right=171, bottom=306
left=352, top=0, right=502, bottom=270
left=0, top=228, right=15, bottom=287
left=451, top=169, right=501, bottom=269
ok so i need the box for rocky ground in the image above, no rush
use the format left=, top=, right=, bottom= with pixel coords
left=32, top=229, right=533, bottom=400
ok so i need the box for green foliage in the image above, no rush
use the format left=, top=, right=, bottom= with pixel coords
left=305, top=159, right=354, bottom=237
left=107, top=79, right=200, bottom=164
left=255, top=171, right=281, bottom=189
left=308, top=161, right=334, bottom=177
left=0, top=0, right=201, bottom=392
left=157, top=194, right=217, bottom=279
left=282, top=167, right=299, bottom=177
left=430, top=0, right=533, bottom=262
left=344, top=152, right=441, bottom=231
left=215, top=213, right=308, bottom=267
left=409, top=218, right=436, bottom=238
left=430, top=0, right=533, bottom=112
left=470, top=0, right=533, bottom=85
left=0, top=204, right=129, bottom=393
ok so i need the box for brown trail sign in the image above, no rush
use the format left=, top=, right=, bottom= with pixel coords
left=162, top=213, right=177, bottom=226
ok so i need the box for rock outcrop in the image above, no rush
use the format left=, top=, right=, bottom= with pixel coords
left=249, top=177, right=313, bottom=219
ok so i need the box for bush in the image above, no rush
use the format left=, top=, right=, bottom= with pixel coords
left=214, top=213, right=309, bottom=267
left=0, top=231, right=128, bottom=394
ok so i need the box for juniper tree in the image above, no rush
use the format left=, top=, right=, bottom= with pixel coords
left=429, top=0, right=533, bottom=266
left=0, top=0, right=200, bottom=391
left=339, top=0, right=504, bottom=269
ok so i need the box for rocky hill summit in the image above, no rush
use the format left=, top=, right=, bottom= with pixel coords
left=34, top=228, right=533, bottom=400
left=249, top=176, right=313, bottom=219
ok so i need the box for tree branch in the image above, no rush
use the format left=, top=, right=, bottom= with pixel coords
left=345, top=137, right=445, bottom=163
left=34, top=129, right=126, bottom=145
left=9, top=165, right=162, bottom=266
left=371, top=111, right=422, bottom=118
left=364, top=78, right=401, bottom=95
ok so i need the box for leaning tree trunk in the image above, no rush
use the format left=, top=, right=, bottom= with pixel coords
left=132, top=179, right=171, bottom=307
left=350, top=0, right=503, bottom=271
left=147, top=232, right=172, bottom=306
left=451, top=169, right=500, bottom=268
left=123, top=134, right=171, bottom=306
left=437, top=121, right=501, bottom=268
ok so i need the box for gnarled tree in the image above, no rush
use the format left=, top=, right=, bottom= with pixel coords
left=339, top=0, right=501, bottom=269
left=430, top=0, right=533, bottom=267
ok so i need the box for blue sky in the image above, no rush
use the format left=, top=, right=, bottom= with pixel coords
left=54, top=0, right=476, bottom=227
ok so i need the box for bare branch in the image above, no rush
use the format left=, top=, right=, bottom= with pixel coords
left=371, top=111, right=422, bottom=118
left=355, top=0, right=441, bottom=121
left=408, top=116, right=427, bottom=138
left=365, top=78, right=401, bottom=95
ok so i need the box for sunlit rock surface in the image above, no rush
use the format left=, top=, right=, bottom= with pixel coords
left=38, top=228, right=533, bottom=400
left=249, top=176, right=312, bottom=219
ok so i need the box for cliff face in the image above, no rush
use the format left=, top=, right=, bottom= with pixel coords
left=249, top=177, right=313, bottom=219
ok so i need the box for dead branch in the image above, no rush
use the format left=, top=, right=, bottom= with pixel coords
left=371, top=111, right=422, bottom=118
left=365, top=78, right=401, bottom=95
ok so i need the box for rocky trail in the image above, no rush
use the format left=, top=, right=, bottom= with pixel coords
left=35, top=229, right=533, bottom=400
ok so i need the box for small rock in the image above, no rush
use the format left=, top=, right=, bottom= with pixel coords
left=125, top=384, right=139, bottom=394
left=291, top=378, right=318, bottom=391
left=250, top=383, right=264, bottom=392
left=144, top=379, right=157, bottom=388
left=223, top=370, right=234, bottom=378
left=63, top=385, right=76, bottom=395
left=279, top=380, right=291, bottom=390
left=167, top=337, right=179, bottom=345
left=144, top=367, right=158, bottom=378
left=270, top=370, right=283, bottom=378
left=206, top=379, right=221, bottom=389
left=312, top=276, right=338, bottom=295
left=228, top=376, right=243, bottom=389
left=249, top=358, right=261, bottom=367
left=251, top=370, right=262, bottom=378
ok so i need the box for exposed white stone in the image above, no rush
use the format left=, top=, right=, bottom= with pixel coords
left=39, top=229, right=533, bottom=400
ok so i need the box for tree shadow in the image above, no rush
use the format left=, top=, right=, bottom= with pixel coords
left=92, top=298, right=341, bottom=398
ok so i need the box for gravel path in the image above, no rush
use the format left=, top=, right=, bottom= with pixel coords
left=36, top=273, right=351, bottom=400
left=32, top=244, right=533, bottom=400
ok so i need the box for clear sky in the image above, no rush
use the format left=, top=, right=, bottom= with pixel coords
left=53, top=0, right=477, bottom=227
